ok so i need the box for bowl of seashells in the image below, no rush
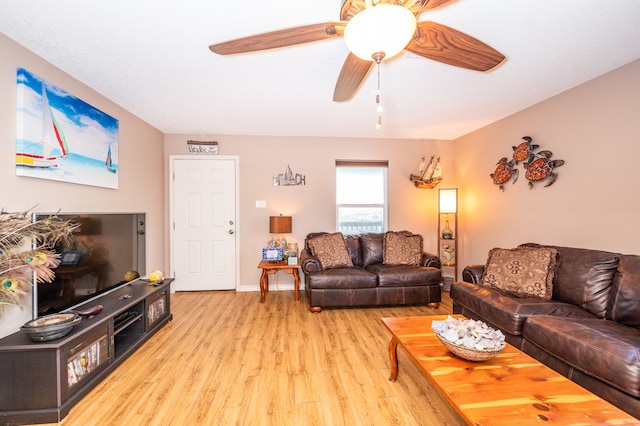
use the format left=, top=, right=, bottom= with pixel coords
left=431, top=316, right=506, bottom=361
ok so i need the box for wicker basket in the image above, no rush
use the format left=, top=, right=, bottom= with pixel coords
left=435, top=333, right=505, bottom=361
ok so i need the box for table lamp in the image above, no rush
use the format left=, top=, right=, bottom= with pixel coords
left=269, top=214, right=292, bottom=251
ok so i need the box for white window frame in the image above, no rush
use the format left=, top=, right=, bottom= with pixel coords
left=335, top=160, right=389, bottom=235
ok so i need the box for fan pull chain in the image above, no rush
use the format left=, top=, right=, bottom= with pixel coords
left=376, top=93, right=382, bottom=130
left=375, top=55, right=383, bottom=130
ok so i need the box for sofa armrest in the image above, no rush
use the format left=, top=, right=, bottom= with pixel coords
left=300, top=248, right=322, bottom=274
left=462, top=264, right=485, bottom=284
left=422, top=252, right=441, bottom=269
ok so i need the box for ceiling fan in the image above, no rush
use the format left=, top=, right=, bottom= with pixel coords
left=209, top=0, right=505, bottom=102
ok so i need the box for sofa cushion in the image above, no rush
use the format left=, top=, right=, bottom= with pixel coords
left=308, top=232, right=353, bottom=270
left=523, top=316, right=640, bottom=398
left=305, top=267, right=377, bottom=290
left=450, top=281, right=596, bottom=335
left=481, top=247, right=557, bottom=299
left=360, top=233, right=384, bottom=267
left=383, top=231, right=423, bottom=266
left=344, top=235, right=363, bottom=267
left=521, top=244, right=619, bottom=318
left=607, top=254, right=640, bottom=327
left=367, top=264, right=441, bottom=287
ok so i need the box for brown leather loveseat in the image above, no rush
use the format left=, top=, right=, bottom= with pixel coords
left=300, top=231, right=442, bottom=313
left=450, top=243, right=640, bottom=418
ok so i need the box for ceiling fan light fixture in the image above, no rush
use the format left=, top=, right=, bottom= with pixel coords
left=344, top=4, right=417, bottom=61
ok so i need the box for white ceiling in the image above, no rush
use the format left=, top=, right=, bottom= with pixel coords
left=2, top=0, right=640, bottom=140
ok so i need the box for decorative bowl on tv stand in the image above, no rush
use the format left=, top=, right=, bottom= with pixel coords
left=21, top=312, right=82, bottom=342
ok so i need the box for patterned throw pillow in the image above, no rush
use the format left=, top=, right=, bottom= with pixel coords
left=308, top=232, right=353, bottom=270
left=382, top=231, right=423, bottom=266
left=481, top=247, right=558, bottom=299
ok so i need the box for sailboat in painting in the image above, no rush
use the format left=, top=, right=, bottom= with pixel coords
left=105, top=145, right=117, bottom=173
left=410, top=156, right=442, bottom=189
left=16, top=86, right=69, bottom=168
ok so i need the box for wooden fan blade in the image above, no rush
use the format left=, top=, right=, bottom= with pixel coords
left=333, top=53, right=374, bottom=102
left=340, top=0, right=365, bottom=21
left=409, top=0, right=458, bottom=13
left=405, top=21, right=505, bottom=71
left=209, top=22, right=345, bottom=55
left=340, top=0, right=453, bottom=20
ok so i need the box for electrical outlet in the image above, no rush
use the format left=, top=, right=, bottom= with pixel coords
left=255, top=200, right=267, bottom=208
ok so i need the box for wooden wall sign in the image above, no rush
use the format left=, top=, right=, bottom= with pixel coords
left=187, top=140, right=218, bottom=154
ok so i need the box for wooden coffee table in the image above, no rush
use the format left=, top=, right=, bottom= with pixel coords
left=382, top=315, right=639, bottom=425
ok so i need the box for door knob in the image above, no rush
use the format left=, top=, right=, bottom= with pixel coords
left=228, top=229, right=235, bottom=235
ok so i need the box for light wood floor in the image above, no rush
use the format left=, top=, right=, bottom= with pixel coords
left=48, top=290, right=464, bottom=426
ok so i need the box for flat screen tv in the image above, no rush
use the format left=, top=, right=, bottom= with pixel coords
left=33, top=212, right=146, bottom=317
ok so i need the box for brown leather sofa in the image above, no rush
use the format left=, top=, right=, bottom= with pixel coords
left=300, top=232, right=442, bottom=313
left=450, top=243, right=640, bottom=418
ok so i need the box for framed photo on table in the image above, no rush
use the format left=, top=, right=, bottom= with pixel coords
left=262, top=247, right=283, bottom=261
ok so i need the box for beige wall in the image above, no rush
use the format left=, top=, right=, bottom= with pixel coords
left=0, top=34, right=165, bottom=337
left=453, top=59, right=640, bottom=271
left=164, top=59, right=640, bottom=291
left=3, top=30, right=638, bottom=332
left=164, top=135, right=454, bottom=290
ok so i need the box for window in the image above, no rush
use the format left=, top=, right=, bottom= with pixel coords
left=336, top=160, right=388, bottom=235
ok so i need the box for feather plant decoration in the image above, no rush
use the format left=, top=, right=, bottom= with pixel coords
left=0, top=209, right=79, bottom=311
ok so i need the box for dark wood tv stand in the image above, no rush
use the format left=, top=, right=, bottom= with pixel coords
left=0, top=279, right=173, bottom=425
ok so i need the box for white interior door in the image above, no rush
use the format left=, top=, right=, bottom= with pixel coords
left=171, top=157, right=238, bottom=291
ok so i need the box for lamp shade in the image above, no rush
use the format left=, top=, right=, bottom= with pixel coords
left=343, top=4, right=417, bottom=61
left=269, top=215, right=292, bottom=234
left=439, top=188, right=458, bottom=214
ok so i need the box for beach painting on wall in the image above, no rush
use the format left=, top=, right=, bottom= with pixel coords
left=16, top=68, right=119, bottom=189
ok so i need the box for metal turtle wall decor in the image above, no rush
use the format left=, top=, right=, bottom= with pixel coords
left=490, top=157, right=518, bottom=191
left=490, top=136, right=564, bottom=191
left=512, top=136, right=538, bottom=165
left=524, top=150, right=565, bottom=188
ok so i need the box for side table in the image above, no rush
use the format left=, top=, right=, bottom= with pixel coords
left=257, top=260, right=300, bottom=303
